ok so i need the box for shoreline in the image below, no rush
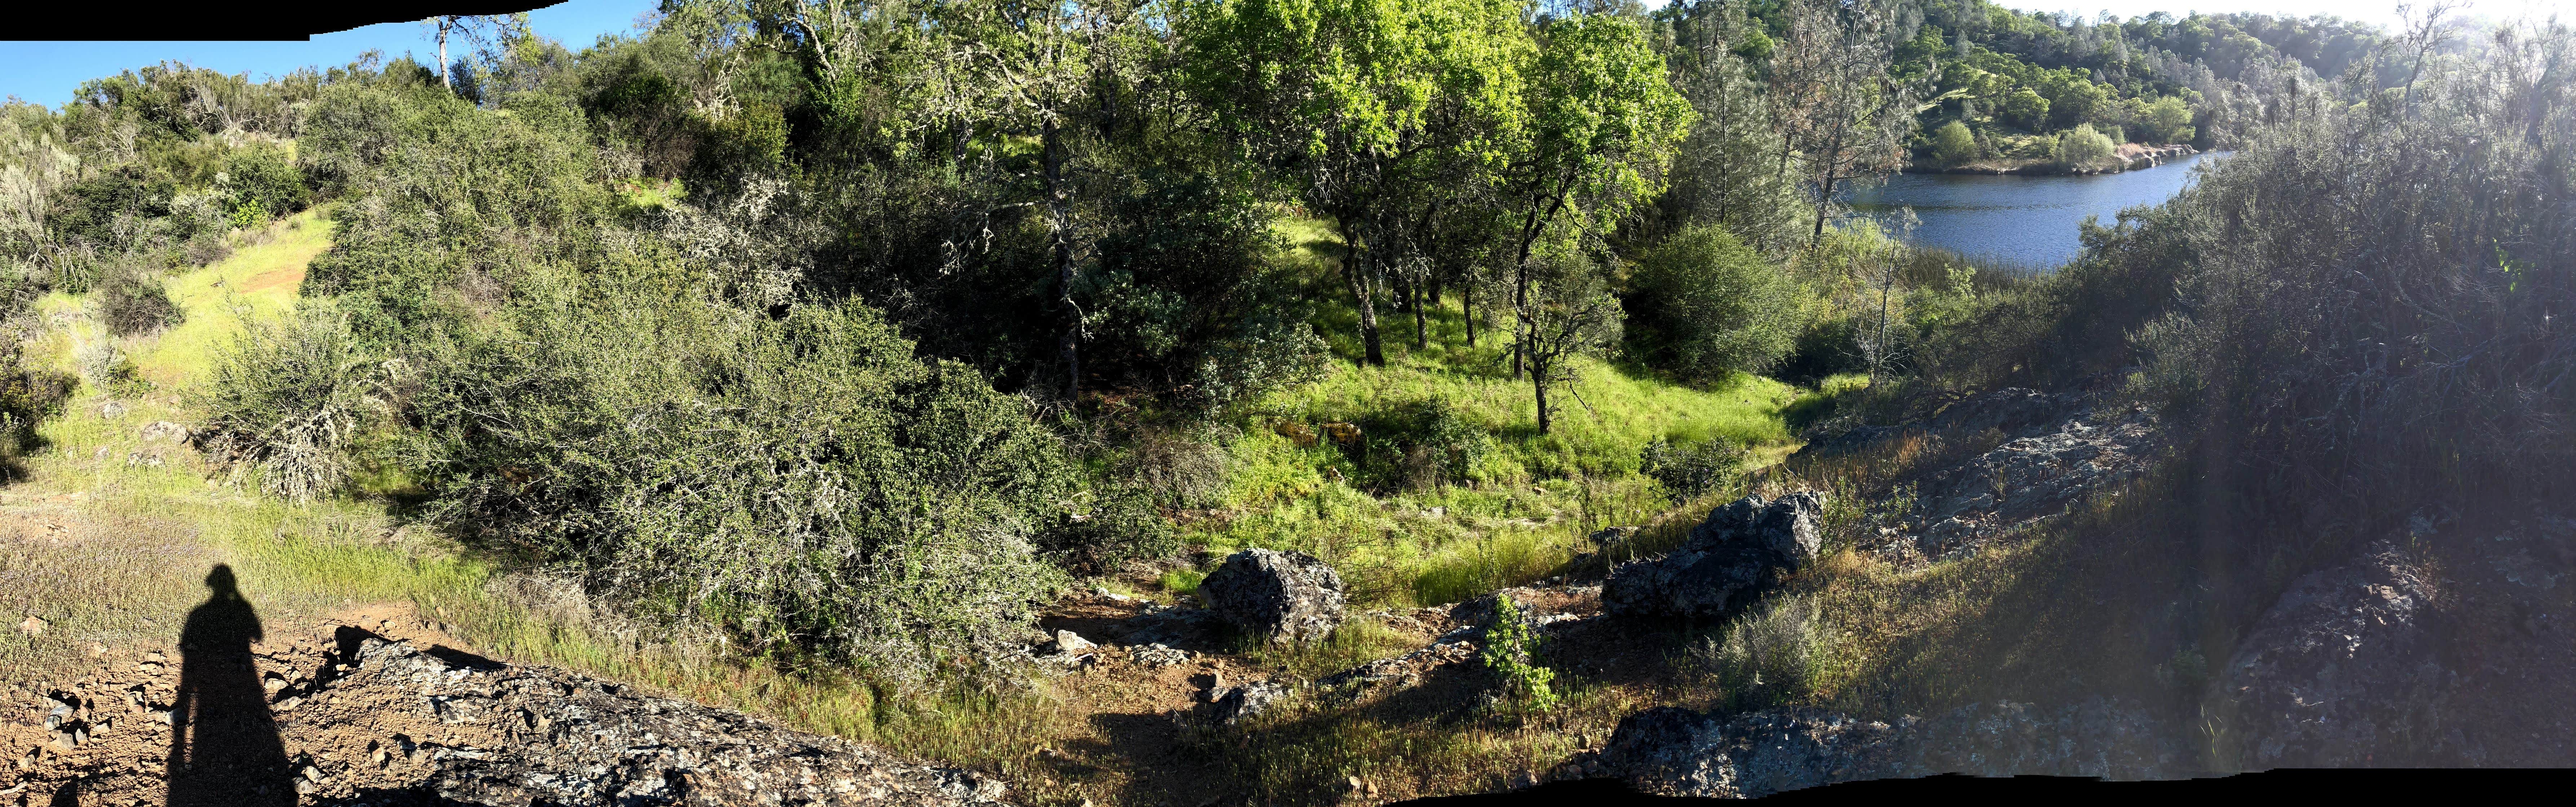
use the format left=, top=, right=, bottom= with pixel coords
left=1909, top=143, right=2201, bottom=176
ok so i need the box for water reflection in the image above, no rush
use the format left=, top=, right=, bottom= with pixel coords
left=1842, top=152, right=2223, bottom=269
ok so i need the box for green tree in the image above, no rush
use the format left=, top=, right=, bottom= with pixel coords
left=1180, top=0, right=1527, bottom=367
left=1657, top=0, right=1807, bottom=253
left=2140, top=95, right=2195, bottom=143
left=1499, top=12, right=1691, bottom=379
left=2001, top=87, right=2049, bottom=130
left=1519, top=245, right=1622, bottom=435
left=1769, top=0, right=1922, bottom=249
left=2054, top=123, right=2116, bottom=170
left=1627, top=223, right=1803, bottom=381
left=1930, top=119, right=1977, bottom=165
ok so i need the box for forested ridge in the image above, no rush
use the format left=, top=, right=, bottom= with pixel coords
left=0, top=0, right=2569, bottom=803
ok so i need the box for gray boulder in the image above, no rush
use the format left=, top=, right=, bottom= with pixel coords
left=1605, top=698, right=2184, bottom=798
left=1199, top=679, right=1291, bottom=727
left=2209, top=540, right=2457, bottom=767
left=1199, top=549, right=1346, bottom=643
left=1602, top=493, right=1825, bottom=620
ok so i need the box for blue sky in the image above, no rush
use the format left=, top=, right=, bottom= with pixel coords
left=4, top=0, right=2569, bottom=109
left=0, top=0, right=662, bottom=108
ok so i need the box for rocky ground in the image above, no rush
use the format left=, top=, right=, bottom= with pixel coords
left=2, top=603, right=1008, bottom=807
left=11, top=382, right=2572, bottom=804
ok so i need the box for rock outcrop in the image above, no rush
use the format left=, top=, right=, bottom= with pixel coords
left=1908, top=405, right=2157, bottom=557
left=1602, top=493, right=1825, bottom=621
left=1604, top=698, right=2186, bottom=798
left=1198, top=549, right=1346, bottom=643
left=305, top=638, right=1012, bottom=806
left=2209, top=540, right=2458, bottom=767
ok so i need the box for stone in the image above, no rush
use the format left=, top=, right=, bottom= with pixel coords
left=1602, top=493, right=1825, bottom=621
left=1128, top=643, right=1187, bottom=668
left=1605, top=698, right=2183, bottom=798
left=1200, top=679, right=1289, bottom=727
left=1198, top=549, right=1346, bottom=644
left=2208, top=541, right=2454, bottom=767
left=1051, top=630, right=1096, bottom=655
left=1908, top=407, right=2156, bottom=558
left=16, top=615, right=43, bottom=637
left=139, top=421, right=191, bottom=443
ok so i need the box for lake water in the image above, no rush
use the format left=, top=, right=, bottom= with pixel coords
left=1842, top=151, right=2223, bottom=270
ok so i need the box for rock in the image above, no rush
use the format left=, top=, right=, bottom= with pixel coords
left=139, top=421, right=190, bottom=443
left=17, top=615, right=44, bottom=637
left=1051, top=629, right=1096, bottom=655
left=1128, top=643, right=1188, bottom=668
left=283, top=637, right=1013, bottom=804
left=100, top=401, right=124, bottom=419
left=1602, top=493, right=1825, bottom=621
left=1198, top=549, right=1346, bottom=643
left=1199, top=679, right=1289, bottom=727
left=1114, top=604, right=1223, bottom=649
left=1605, top=698, right=2183, bottom=798
left=1909, top=407, right=2156, bottom=558
left=2209, top=540, right=2456, bottom=767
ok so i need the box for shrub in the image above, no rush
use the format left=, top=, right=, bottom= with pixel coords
left=1356, top=397, right=1494, bottom=491
left=2139, top=95, right=2194, bottom=144
left=2053, top=124, right=2117, bottom=171
left=96, top=260, right=181, bottom=336
left=1477, top=595, right=1558, bottom=713
left=0, top=343, right=75, bottom=476
left=1692, top=594, right=1820, bottom=710
left=192, top=305, right=378, bottom=501
left=1639, top=436, right=1747, bottom=500
left=405, top=288, right=1080, bottom=679
left=1929, top=120, right=1976, bottom=166
left=1627, top=223, right=1804, bottom=382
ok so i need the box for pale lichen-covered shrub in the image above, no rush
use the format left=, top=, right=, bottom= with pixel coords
left=192, top=304, right=378, bottom=501
left=1692, top=594, right=1822, bottom=710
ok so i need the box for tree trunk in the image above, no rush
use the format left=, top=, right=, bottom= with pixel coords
left=1532, top=356, right=1552, bottom=435
left=438, top=18, right=452, bottom=92
left=1045, top=116, right=1079, bottom=399
left=1338, top=219, right=1386, bottom=366
left=1411, top=271, right=1428, bottom=351
left=1463, top=282, right=1477, bottom=347
left=1810, top=169, right=1839, bottom=249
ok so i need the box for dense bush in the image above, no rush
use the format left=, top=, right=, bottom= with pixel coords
left=1639, top=435, right=1747, bottom=500
left=217, top=141, right=308, bottom=225
left=192, top=305, right=379, bottom=501
left=0, top=342, right=75, bottom=476
left=301, top=88, right=611, bottom=345
left=1355, top=397, right=1496, bottom=492
left=2053, top=124, right=2117, bottom=170
left=1626, top=224, right=1804, bottom=383
left=96, top=260, right=181, bottom=336
left=1929, top=120, right=1976, bottom=166
left=404, top=285, right=1080, bottom=678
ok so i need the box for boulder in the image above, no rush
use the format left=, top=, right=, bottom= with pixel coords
left=1199, top=679, right=1290, bottom=727
left=1605, top=698, right=2183, bottom=798
left=139, top=421, right=191, bottom=444
left=1199, top=549, right=1346, bottom=643
left=1051, top=629, right=1096, bottom=655
left=2209, top=540, right=2457, bottom=767
left=1602, top=493, right=1825, bottom=620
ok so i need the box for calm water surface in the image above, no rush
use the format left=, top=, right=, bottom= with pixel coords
left=1843, top=151, right=2223, bottom=269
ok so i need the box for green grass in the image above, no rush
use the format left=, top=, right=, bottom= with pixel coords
left=1185, top=215, right=1815, bottom=608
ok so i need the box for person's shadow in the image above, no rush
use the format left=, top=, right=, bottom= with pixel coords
left=165, top=564, right=294, bottom=807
